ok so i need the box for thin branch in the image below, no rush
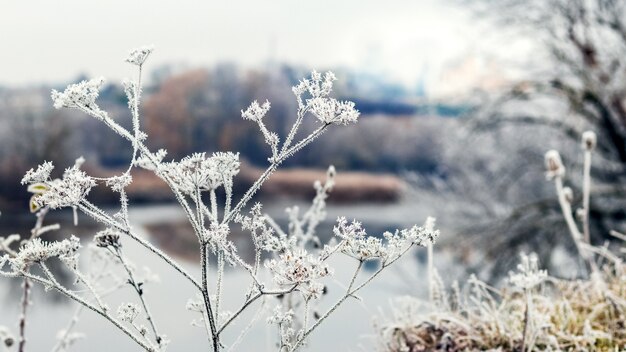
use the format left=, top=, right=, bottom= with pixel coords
left=78, top=202, right=202, bottom=291
left=582, top=149, right=592, bottom=244
left=114, top=247, right=163, bottom=346
left=17, top=278, right=30, bottom=352
left=24, top=264, right=156, bottom=351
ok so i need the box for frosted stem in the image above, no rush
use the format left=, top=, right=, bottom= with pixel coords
left=114, top=247, right=163, bottom=346
left=582, top=149, right=592, bottom=244
left=17, top=277, right=30, bottom=352
left=78, top=202, right=202, bottom=290
left=37, top=264, right=157, bottom=351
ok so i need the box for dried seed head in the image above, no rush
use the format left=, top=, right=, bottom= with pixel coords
left=582, top=131, right=597, bottom=151
left=94, top=228, right=121, bottom=249
left=545, top=150, right=565, bottom=179
left=4, top=336, right=14, bottom=347
left=117, top=303, right=140, bottom=323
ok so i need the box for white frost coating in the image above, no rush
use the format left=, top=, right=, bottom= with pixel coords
left=1, top=47, right=438, bottom=352
left=544, top=149, right=565, bottom=180
left=509, top=253, right=547, bottom=290
left=51, top=77, right=105, bottom=110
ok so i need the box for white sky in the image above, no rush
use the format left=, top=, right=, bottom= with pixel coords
left=0, top=1, right=528, bottom=95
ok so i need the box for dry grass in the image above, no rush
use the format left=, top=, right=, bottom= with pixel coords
left=380, top=245, right=626, bottom=352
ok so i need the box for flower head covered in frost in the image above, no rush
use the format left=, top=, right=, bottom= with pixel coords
left=94, top=228, right=122, bottom=249
left=333, top=217, right=386, bottom=261
left=265, top=248, right=331, bottom=300
left=117, top=302, right=140, bottom=322
left=241, top=100, right=280, bottom=157
left=509, top=253, right=547, bottom=290
left=236, top=203, right=294, bottom=252
left=22, top=164, right=96, bottom=209
left=292, top=70, right=360, bottom=126
left=211, top=152, right=241, bottom=188
left=162, top=152, right=240, bottom=195
left=51, top=77, right=106, bottom=111
left=333, top=217, right=439, bottom=262
left=10, top=235, right=80, bottom=272
left=204, top=222, right=241, bottom=267
left=267, top=306, right=296, bottom=349
left=125, top=45, right=154, bottom=67
left=241, top=100, right=271, bottom=122
left=22, top=162, right=96, bottom=210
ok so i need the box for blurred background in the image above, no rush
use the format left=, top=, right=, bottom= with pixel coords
left=2, top=0, right=626, bottom=350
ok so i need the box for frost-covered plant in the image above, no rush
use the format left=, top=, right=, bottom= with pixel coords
left=379, top=130, right=626, bottom=351
left=0, top=47, right=438, bottom=351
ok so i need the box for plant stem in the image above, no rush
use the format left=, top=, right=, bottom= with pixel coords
left=582, top=149, right=592, bottom=244
left=34, top=265, right=156, bottom=351
left=194, top=184, right=219, bottom=351
left=554, top=177, right=582, bottom=242
left=215, top=252, right=224, bottom=325
left=222, top=124, right=330, bottom=226
left=115, top=247, right=163, bottom=346
left=73, top=269, right=108, bottom=311
left=17, top=277, right=30, bottom=352
left=218, top=285, right=298, bottom=335
left=520, top=289, right=531, bottom=352
left=201, top=244, right=219, bottom=351
left=290, top=260, right=363, bottom=351
left=78, top=202, right=202, bottom=291
left=51, top=305, right=83, bottom=352
left=554, top=177, right=595, bottom=272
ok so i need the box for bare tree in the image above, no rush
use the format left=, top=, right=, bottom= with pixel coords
left=413, top=0, right=626, bottom=279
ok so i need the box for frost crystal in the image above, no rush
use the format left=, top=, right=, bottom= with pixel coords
left=21, top=161, right=54, bottom=185
left=11, top=236, right=80, bottom=271
left=211, top=152, right=241, bottom=180
left=204, top=222, right=241, bottom=267
left=292, top=70, right=336, bottom=100
left=292, top=70, right=359, bottom=125
left=106, top=174, right=132, bottom=192
left=125, top=45, right=154, bottom=66
left=135, top=149, right=167, bottom=171
left=309, top=98, right=359, bottom=125
left=241, top=100, right=271, bottom=122
left=51, top=77, right=105, bottom=110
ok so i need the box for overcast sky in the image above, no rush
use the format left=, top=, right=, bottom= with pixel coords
left=0, top=1, right=527, bottom=95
